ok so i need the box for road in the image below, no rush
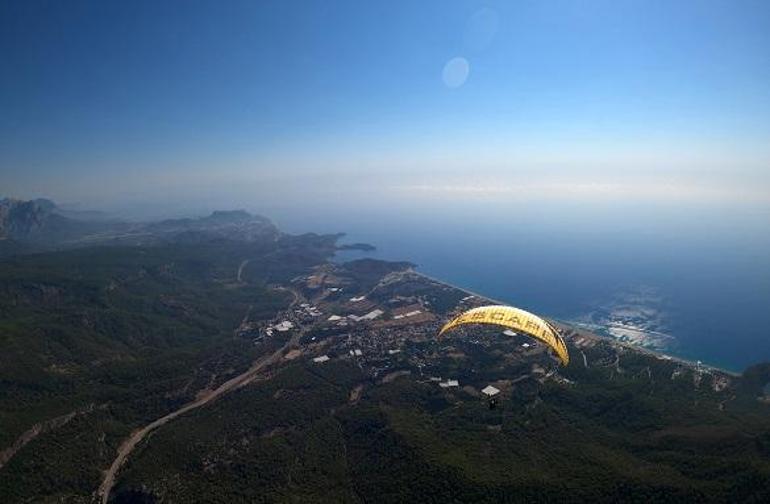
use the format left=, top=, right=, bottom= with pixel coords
left=98, top=286, right=305, bottom=504
left=0, top=404, right=96, bottom=471
left=236, top=259, right=249, bottom=282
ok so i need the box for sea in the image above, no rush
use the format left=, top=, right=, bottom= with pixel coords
left=269, top=199, right=770, bottom=373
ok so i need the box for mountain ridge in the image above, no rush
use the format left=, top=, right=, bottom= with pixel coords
left=0, top=198, right=279, bottom=252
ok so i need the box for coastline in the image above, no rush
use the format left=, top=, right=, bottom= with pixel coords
left=408, top=268, right=741, bottom=378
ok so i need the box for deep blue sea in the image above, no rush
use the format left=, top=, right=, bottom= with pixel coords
left=270, top=200, right=770, bottom=372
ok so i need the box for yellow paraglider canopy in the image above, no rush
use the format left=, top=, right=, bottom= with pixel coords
left=438, top=305, right=569, bottom=365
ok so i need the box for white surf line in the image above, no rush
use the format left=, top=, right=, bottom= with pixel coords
left=412, top=269, right=739, bottom=377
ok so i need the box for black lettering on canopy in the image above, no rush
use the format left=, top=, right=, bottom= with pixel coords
left=490, top=311, right=505, bottom=321
left=505, top=314, right=521, bottom=325
left=471, top=312, right=486, bottom=320
left=525, top=320, right=539, bottom=331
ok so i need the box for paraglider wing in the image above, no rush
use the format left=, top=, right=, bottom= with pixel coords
left=438, top=305, right=569, bottom=365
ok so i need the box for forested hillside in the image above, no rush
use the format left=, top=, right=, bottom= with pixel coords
left=0, top=232, right=339, bottom=501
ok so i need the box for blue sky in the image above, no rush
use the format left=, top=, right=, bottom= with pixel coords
left=1, top=0, right=769, bottom=213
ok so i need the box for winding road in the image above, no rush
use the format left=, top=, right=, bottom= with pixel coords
left=98, top=285, right=304, bottom=503
left=236, top=259, right=249, bottom=283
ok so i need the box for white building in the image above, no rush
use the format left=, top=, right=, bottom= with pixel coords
left=481, top=385, right=501, bottom=397
left=274, top=321, right=294, bottom=332
left=360, top=309, right=384, bottom=321
left=348, top=309, right=384, bottom=322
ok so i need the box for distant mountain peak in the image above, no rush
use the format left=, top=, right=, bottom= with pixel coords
left=0, top=198, right=280, bottom=251
left=208, top=209, right=252, bottom=221
left=0, top=197, right=58, bottom=239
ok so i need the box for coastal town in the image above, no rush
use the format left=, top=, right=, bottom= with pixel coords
left=236, top=260, right=736, bottom=402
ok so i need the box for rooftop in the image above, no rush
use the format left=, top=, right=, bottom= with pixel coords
left=481, top=385, right=500, bottom=396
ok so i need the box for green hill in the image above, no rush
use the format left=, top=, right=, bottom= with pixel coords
left=0, top=233, right=340, bottom=502
left=1, top=224, right=769, bottom=503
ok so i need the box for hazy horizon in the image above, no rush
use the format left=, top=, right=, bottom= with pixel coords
left=2, top=0, right=770, bottom=218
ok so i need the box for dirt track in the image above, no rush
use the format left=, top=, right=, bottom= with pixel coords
left=98, top=286, right=303, bottom=503
left=0, top=404, right=97, bottom=471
